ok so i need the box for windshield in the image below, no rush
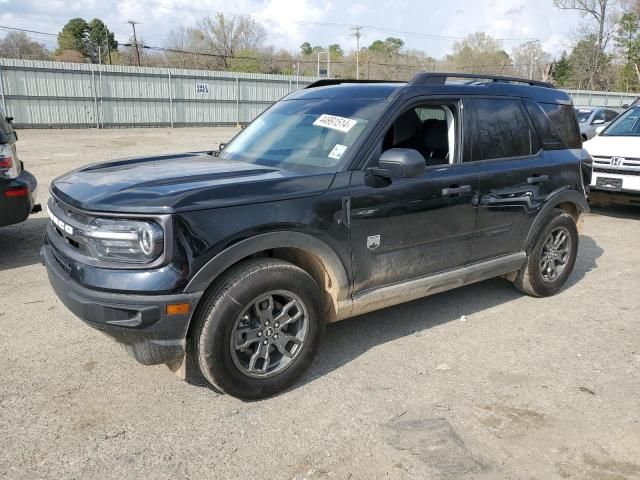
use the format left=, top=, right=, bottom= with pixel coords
left=219, top=98, right=387, bottom=173
left=600, top=106, right=640, bottom=136
left=575, top=109, right=593, bottom=123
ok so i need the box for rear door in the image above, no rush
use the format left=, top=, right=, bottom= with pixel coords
left=463, top=97, right=566, bottom=262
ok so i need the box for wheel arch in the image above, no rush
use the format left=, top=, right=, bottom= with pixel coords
left=184, top=231, right=351, bottom=322
left=522, top=189, right=589, bottom=250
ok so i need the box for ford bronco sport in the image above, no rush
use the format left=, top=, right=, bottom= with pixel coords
left=43, top=73, right=590, bottom=399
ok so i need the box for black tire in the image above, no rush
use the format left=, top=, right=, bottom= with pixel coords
left=514, top=209, right=579, bottom=297
left=192, top=258, right=324, bottom=399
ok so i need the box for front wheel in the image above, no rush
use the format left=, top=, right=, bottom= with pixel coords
left=192, top=259, right=324, bottom=399
left=514, top=209, right=579, bottom=297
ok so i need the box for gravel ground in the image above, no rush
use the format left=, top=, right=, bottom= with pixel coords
left=1, top=128, right=639, bottom=480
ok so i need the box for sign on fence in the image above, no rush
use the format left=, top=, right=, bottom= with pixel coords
left=195, top=83, right=210, bottom=94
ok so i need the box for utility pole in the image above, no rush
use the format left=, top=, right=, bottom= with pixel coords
left=351, top=26, right=362, bottom=79
left=127, top=20, right=141, bottom=67
left=105, top=25, right=112, bottom=65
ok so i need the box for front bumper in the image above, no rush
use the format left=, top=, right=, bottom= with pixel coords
left=0, top=169, right=39, bottom=227
left=42, top=243, right=202, bottom=365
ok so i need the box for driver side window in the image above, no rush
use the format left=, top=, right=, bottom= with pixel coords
left=381, top=103, right=456, bottom=167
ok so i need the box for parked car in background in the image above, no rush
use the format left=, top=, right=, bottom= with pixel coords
left=0, top=111, right=40, bottom=227
left=575, top=106, right=619, bottom=141
left=43, top=73, right=590, bottom=399
left=584, top=105, right=640, bottom=206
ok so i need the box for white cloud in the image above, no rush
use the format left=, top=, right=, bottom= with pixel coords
left=0, top=0, right=586, bottom=59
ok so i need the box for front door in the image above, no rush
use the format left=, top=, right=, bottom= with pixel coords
left=348, top=100, right=479, bottom=295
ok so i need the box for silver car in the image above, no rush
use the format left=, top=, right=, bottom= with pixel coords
left=575, top=106, right=619, bottom=141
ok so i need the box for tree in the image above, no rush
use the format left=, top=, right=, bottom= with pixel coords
left=568, top=34, right=614, bottom=88
left=553, top=0, right=618, bottom=88
left=86, top=19, right=117, bottom=63
left=56, top=18, right=89, bottom=55
left=197, top=13, right=267, bottom=69
left=228, top=49, right=261, bottom=72
left=553, top=0, right=615, bottom=52
left=56, top=17, right=117, bottom=63
left=328, top=43, right=343, bottom=58
left=511, top=41, right=551, bottom=80
left=614, top=12, right=640, bottom=87
left=551, top=51, right=572, bottom=85
left=445, top=32, right=511, bottom=73
left=300, top=42, right=312, bottom=56
left=0, top=32, right=50, bottom=60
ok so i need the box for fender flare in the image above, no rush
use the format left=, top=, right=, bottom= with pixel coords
left=522, top=189, right=589, bottom=249
left=184, top=231, right=351, bottom=306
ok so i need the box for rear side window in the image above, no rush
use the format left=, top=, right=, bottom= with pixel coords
left=539, top=103, right=582, bottom=149
left=605, top=110, right=619, bottom=122
left=465, top=98, right=537, bottom=161
left=0, top=112, right=12, bottom=138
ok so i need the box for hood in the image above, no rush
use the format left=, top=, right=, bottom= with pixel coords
left=51, top=152, right=335, bottom=213
left=583, top=135, right=640, bottom=158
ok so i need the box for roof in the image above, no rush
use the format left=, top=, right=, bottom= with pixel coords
left=291, top=73, right=572, bottom=105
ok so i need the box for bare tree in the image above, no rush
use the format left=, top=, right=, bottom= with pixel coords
left=554, top=0, right=615, bottom=50
left=511, top=42, right=552, bottom=80
left=0, top=32, right=50, bottom=60
left=554, top=0, right=619, bottom=88
left=197, top=13, right=267, bottom=69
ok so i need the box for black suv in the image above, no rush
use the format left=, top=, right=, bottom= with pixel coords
left=0, top=110, right=40, bottom=227
left=43, top=73, right=590, bottom=399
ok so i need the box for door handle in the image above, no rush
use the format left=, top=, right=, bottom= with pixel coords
left=527, top=174, right=549, bottom=184
left=442, top=185, right=471, bottom=196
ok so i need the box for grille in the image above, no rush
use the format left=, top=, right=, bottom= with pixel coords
left=593, top=167, right=640, bottom=176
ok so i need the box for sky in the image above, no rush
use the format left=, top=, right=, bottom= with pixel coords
left=0, top=0, right=585, bottom=59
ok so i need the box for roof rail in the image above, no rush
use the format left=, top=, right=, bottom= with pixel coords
left=305, top=79, right=405, bottom=89
left=409, top=72, right=555, bottom=89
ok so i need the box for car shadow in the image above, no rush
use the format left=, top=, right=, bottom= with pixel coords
left=184, top=235, right=602, bottom=397
left=0, top=216, right=47, bottom=271
left=588, top=204, right=640, bottom=221
left=299, top=234, right=603, bottom=390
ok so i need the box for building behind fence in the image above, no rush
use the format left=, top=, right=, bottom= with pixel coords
left=1, top=58, right=639, bottom=129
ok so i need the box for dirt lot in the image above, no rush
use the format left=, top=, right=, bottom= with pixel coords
left=1, top=128, right=639, bottom=480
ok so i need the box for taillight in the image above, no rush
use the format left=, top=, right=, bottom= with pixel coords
left=4, top=187, right=29, bottom=198
left=0, top=144, right=19, bottom=180
left=0, top=156, right=12, bottom=169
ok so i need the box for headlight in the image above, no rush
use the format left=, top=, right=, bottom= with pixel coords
left=85, top=218, right=164, bottom=264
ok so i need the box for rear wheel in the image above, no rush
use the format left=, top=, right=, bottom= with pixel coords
left=514, top=209, right=578, bottom=297
left=192, top=259, right=324, bottom=399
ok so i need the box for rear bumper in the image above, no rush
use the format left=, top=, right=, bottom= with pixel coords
left=42, top=243, right=202, bottom=365
left=0, top=169, right=39, bottom=227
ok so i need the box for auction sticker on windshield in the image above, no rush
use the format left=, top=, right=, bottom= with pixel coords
left=328, top=144, right=348, bottom=160
left=313, top=114, right=358, bottom=133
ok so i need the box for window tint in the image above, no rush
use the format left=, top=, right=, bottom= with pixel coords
left=539, top=103, right=582, bottom=149
left=0, top=112, right=12, bottom=136
left=605, top=110, right=619, bottom=122
left=465, top=98, right=536, bottom=161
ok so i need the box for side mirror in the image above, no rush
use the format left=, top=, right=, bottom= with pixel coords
left=367, top=148, right=425, bottom=178
left=592, top=119, right=605, bottom=125
left=595, top=125, right=606, bottom=135
left=6, top=117, right=13, bottom=124
left=219, top=143, right=226, bottom=150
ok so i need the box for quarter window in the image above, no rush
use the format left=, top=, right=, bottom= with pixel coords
left=465, top=98, right=536, bottom=161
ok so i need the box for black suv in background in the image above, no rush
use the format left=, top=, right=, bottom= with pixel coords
left=43, top=73, right=590, bottom=399
left=0, top=110, right=40, bottom=227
